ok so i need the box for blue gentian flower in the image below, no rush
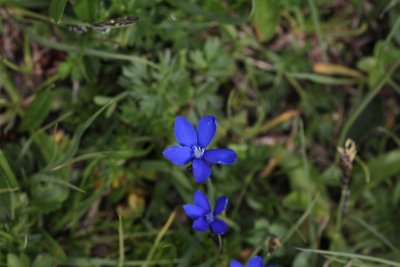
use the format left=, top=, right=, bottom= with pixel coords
left=163, top=115, right=237, bottom=183
left=183, top=190, right=228, bottom=234
left=229, top=256, right=277, bottom=267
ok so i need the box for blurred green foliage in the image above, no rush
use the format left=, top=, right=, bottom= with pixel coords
left=1, top=0, right=400, bottom=266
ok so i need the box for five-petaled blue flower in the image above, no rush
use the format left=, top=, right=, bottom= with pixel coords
left=230, top=256, right=277, bottom=267
left=163, top=115, right=237, bottom=183
left=183, top=190, right=228, bottom=234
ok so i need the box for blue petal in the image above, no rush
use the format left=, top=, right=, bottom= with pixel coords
left=229, top=260, right=243, bottom=267
left=210, top=219, right=227, bottom=234
left=183, top=204, right=206, bottom=219
left=192, top=217, right=209, bottom=232
left=192, top=159, right=211, bottom=183
left=248, top=256, right=263, bottom=267
left=162, top=146, right=193, bottom=165
left=204, top=148, right=237, bottom=165
left=196, top=115, right=217, bottom=147
left=174, top=116, right=198, bottom=147
left=214, top=196, right=228, bottom=215
left=193, top=190, right=211, bottom=211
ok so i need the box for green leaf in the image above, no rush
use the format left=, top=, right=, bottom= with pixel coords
left=19, top=90, right=52, bottom=132
left=283, top=191, right=309, bottom=210
left=49, top=0, right=67, bottom=23
left=292, top=251, right=311, bottom=267
left=357, top=57, right=377, bottom=72
left=252, top=0, right=281, bottom=41
left=31, top=174, right=69, bottom=213
left=94, top=96, right=113, bottom=105
left=32, top=254, right=56, bottom=267
left=73, top=0, right=98, bottom=22
left=7, top=253, right=30, bottom=267
left=369, top=149, right=400, bottom=186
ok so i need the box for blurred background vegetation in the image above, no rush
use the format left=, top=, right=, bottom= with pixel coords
left=1, top=0, right=400, bottom=266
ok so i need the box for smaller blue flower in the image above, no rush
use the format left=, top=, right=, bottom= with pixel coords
left=163, top=115, right=237, bottom=183
left=183, top=190, right=228, bottom=234
left=229, top=256, right=277, bottom=267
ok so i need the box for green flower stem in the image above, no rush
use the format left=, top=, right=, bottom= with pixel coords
left=337, top=58, right=400, bottom=157
left=206, top=178, right=215, bottom=208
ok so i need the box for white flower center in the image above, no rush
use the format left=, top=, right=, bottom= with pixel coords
left=192, top=146, right=205, bottom=159
left=205, top=212, right=215, bottom=223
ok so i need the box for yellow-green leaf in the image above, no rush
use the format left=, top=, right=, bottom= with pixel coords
left=253, top=0, right=281, bottom=41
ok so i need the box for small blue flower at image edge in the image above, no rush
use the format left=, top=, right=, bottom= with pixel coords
left=163, top=115, right=237, bottom=183
left=183, top=190, right=228, bottom=234
left=229, top=256, right=278, bottom=267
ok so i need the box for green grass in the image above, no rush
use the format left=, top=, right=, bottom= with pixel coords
left=1, top=0, right=400, bottom=266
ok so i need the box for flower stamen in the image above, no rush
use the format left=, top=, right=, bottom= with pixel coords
left=205, top=212, right=215, bottom=223
left=193, top=146, right=205, bottom=159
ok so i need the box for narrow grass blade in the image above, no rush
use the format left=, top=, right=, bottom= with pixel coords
left=0, top=150, right=18, bottom=219
left=307, top=0, right=327, bottom=62
left=281, top=194, right=318, bottom=244
left=45, top=104, right=110, bottom=171
left=354, top=156, right=370, bottom=184
left=350, top=216, right=399, bottom=253
left=51, top=149, right=152, bottom=171
left=49, top=0, right=67, bottom=23
left=25, top=30, right=158, bottom=68
left=0, top=64, right=21, bottom=103
left=61, top=258, right=181, bottom=266
left=118, top=215, right=124, bottom=267
left=288, top=72, right=358, bottom=85
left=338, top=58, right=400, bottom=148
left=384, top=16, right=400, bottom=47
left=143, top=210, right=176, bottom=267
left=18, top=111, right=72, bottom=162
left=245, top=109, right=300, bottom=138
left=34, top=175, right=85, bottom=193
left=313, top=63, right=364, bottom=79
left=0, top=151, right=19, bottom=187
left=0, top=187, right=19, bottom=194
left=177, top=238, right=197, bottom=267
left=296, top=248, right=400, bottom=267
